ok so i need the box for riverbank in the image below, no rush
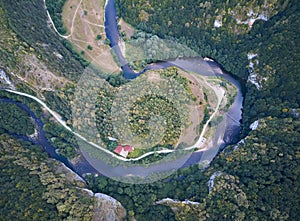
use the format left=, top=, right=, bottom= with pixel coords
left=0, top=0, right=245, bottom=183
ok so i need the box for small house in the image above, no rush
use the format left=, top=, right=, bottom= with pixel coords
left=114, top=145, right=134, bottom=158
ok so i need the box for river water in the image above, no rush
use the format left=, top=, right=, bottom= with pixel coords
left=0, top=98, right=97, bottom=177
left=104, top=0, right=243, bottom=145
left=0, top=0, right=244, bottom=183
left=76, top=0, right=244, bottom=182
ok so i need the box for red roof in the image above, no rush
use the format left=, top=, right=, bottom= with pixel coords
left=123, top=145, right=134, bottom=152
left=114, top=145, right=123, bottom=154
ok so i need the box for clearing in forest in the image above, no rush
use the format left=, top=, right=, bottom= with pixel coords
left=62, top=0, right=119, bottom=72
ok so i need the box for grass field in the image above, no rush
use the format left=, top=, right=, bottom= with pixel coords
left=62, top=0, right=120, bottom=73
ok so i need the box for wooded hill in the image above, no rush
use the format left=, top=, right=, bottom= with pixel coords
left=0, top=0, right=299, bottom=220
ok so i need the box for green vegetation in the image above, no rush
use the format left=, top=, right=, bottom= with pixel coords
left=202, top=117, right=300, bottom=220
left=0, top=90, right=43, bottom=118
left=86, top=117, right=300, bottom=220
left=0, top=0, right=299, bottom=220
left=0, top=0, right=88, bottom=80
left=95, top=86, right=117, bottom=145
left=106, top=72, right=129, bottom=87
left=0, top=6, right=30, bottom=74
left=92, top=67, right=195, bottom=153
left=43, top=121, right=78, bottom=159
left=45, top=0, right=68, bottom=34
left=127, top=30, right=197, bottom=61
left=116, top=0, right=287, bottom=79
left=41, top=82, right=77, bottom=125
left=128, top=94, right=181, bottom=147
left=242, top=0, right=300, bottom=133
left=0, top=135, right=95, bottom=220
left=0, top=90, right=78, bottom=160
left=82, top=0, right=300, bottom=219
left=116, top=0, right=300, bottom=133
left=0, top=102, right=35, bottom=135
left=96, top=34, right=102, bottom=40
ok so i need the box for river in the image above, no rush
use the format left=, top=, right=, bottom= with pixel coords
left=0, top=0, right=244, bottom=183
left=104, top=0, right=243, bottom=146
left=76, top=0, right=244, bottom=183
left=0, top=97, right=98, bottom=178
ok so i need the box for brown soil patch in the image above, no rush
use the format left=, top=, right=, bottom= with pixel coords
left=119, top=18, right=135, bottom=39
left=19, top=54, right=70, bottom=91
left=146, top=71, right=162, bottom=83
left=176, top=70, right=205, bottom=146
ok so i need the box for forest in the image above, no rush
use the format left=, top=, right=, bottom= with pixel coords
left=85, top=115, right=300, bottom=221
left=0, top=101, right=35, bottom=135
left=0, top=0, right=299, bottom=220
left=116, top=0, right=300, bottom=134
left=45, top=0, right=68, bottom=34
left=116, top=0, right=284, bottom=80
left=0, top=0, right=88, bottom=81
left=0, top=134, right=96, bottom=220
left=94, top=0, right=299, bottom=219
left=0, top=88, right=79, bottom=160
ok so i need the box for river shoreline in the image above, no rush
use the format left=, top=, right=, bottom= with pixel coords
left=0, top=0, right=245, bottom=183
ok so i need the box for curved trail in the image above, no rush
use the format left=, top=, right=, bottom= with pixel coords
left=6, top=0, right=236, bottom=163
left=184, top=74, right=225, bottom=151
left=4, top=87, right=222, bottom=161
left=10, top=0, right=244, bottom=181
left=44, top=0, right=83, bottom=39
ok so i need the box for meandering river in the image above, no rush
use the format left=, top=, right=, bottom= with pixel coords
left=75, top=0, right=244, bottom=182
left=0, top=0, right=244, bottom=182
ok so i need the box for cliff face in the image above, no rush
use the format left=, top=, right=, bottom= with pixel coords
left=93, top=193, right=127, bottom=221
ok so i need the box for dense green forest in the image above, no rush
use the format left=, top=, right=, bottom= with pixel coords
left=204, top=117, right=300, bottom=220
left=0, top=90, right=79, bottom=160
left=0, top=102, right=35, bottom=135
left=0, top=0, right=88, bottom=80
left=43, top=121, right=78, bottom=159
left=0, top=0, right=299, bottom=220
left=93, top=67, right=193, bottom=152
left=86, top=112, right=300, bottom=221
left=242, top=1, right=300, bottom=132
left=0, top=135, right=96, bottom=220
left=45, top=0, right=68, bottom=34
left=116, top=0, right=285, bottom=79
left=116, top=0, right=300, bottom=132
left=86, top=0, right=299, bottom=219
